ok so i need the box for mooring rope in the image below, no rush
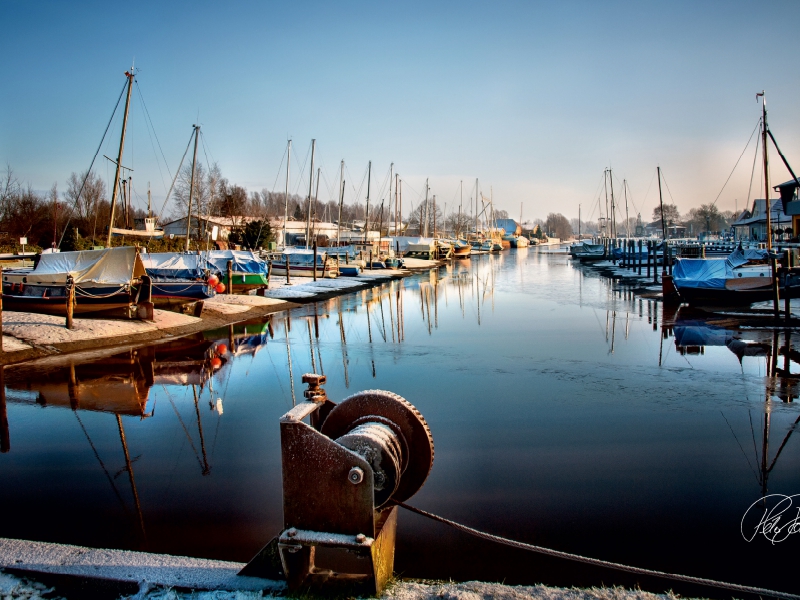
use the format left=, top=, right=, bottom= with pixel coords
left=395, top=501, right=800, bottom=600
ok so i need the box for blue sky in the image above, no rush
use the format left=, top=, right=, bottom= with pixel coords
left=2, top=0, right=799, bottom=224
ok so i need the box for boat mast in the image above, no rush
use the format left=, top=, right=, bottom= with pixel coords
left=337, top=160, right=344, bottom=247
left=578, top=204, right=581, bottom=238
left=364, top=160, right=372, bottom=243
left=394, top=173, right=399, bottom=237
left=106, top=69, right=135, bottom=247
left=603, top=169, right=609, bottom=239
left=399, top=178, right=403, bottom=235
left=283, top=139, right=291, bottom=248
left=760, top=92, right=773, bottom=251
left=305, top=139, right=316, bottom=249
left=147, top=182, right=151, bottom=218
left=312, top=166, right=320, bottom=245
left=623, top=179, right=630, bottom=238
left=423, top=178, right=429, bottom=237
left=759, top=91, right=780, bottom=318
left=184, top=125, right=200, bottom=252
left=475, top=178, right=479, bottom=237
left=608, top=168, right=616, bottom=239
left=657, top=166, right=667, bottom=243
left=389, top=162, right=394, bottom=236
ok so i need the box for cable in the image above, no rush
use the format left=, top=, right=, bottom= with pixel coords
left=58, top=79, right=128, bottom=248
left=395, top=501, right=800, bottom=600
left=711, top=118, right=761, bottom=207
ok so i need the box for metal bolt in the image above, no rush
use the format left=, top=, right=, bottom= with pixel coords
left=356, top=534, right=366, bottom=543
left=302, top=373, right=327, bottom=402
left=348, top=467, right=364, bottom=484
left=286, top=528, right=297, bottom=538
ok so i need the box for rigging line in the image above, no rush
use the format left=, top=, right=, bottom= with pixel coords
left=134, top=81, right=170, bottom=194
left=394, top=500, right=800, bottom=600
left=291, top=142, right=311, bottom=196
left=746, top=123, right=761, bottom=210
left=641, top=168, right=657, bottom=215
left=767, top=128, right=800, bottom=187
left=156, top=128, right=195, bottom=221
left=720, top=410, right=761, bottom=484
left=58, top=79, right=128, bottom=248
left=73, top=411, right=130, bottom=513
left=711, top=117, right=761, bottom=207
left=659, top=169, right=678, bottom=207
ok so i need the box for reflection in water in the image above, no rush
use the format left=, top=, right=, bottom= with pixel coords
left=0, top=251, right=798, bottom=595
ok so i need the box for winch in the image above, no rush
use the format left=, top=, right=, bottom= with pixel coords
left=240, top=374, right=434, bottom=594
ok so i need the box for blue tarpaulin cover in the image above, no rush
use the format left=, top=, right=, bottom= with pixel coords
left=672, top=258, right=730, bottom=289
left=206, top=250, right=269, bottom=275
left=673, top=324, right=733, bottom=347
left=673, top=248, right=770, bottom=289
left=141, top=253, right=206, bottom=280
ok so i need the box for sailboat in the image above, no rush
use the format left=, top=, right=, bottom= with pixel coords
left=107, top=69, right=164, bottom=241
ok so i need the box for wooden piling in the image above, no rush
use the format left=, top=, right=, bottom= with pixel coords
left=313, top=241, right=318, bottom=282
left=0, top=266, right=3, bottom=352
left=227, top=260, right=233, bottom=294
left=285, top=254, right=291, bottom=284
left=65, top=275, right=74, bottom=330
left=637, top=240, right=642, bottom=275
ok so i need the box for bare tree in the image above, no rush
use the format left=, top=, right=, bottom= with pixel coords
left=65, top=170, right=106, bottom=223
left=544, top=212, right=573, bottom=239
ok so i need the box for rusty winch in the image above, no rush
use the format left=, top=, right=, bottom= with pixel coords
left=240, top=374, right=434, bottom=594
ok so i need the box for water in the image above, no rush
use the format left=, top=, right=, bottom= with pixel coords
left=1, top=248, right=799, bottom=597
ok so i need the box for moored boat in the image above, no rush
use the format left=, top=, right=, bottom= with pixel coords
left=269, top=248, right=339, bottom=279
left=206, top=249, right=272, bottom=290
left=140, top=252, right=216, bottom=309
left=1, top=246, right=150, bottom=318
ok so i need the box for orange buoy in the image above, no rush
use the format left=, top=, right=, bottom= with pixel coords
left=217, top=343, right=229, bottom=356
left=208, top=274, right=219, bottom=286
left=215, top=282, right=226, bottom=294
left=210, top=357, right=222, bottom=369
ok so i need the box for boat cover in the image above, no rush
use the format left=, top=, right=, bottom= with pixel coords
left=673, top=248, right=771, bottom=289
left=324, top=245, right=358, bottom=259
left=23, top=246, right=146, bottom=285
left=141, top=252, right=206, bottom=280
left=387, top=237, right=433, bottom=252
left=673, top=324, right=733, bottom=347
left=280, top=248, right=329, bottom=265
left=206, top=250, right=269, bottom=275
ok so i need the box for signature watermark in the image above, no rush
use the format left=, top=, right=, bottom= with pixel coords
left=741, top=494, right=800, bottom=544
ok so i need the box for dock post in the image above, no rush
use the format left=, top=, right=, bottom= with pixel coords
left=637, top=240, right=642, bottom=275
left=784, top=270, right=791, bottom=325
left=653, top=242, right=659, bottom=284
left=285, top=254, right=291, bottom=284
left=0, top=366, right=8, bottom=453
left=369, top=250, right=373, bottom=270
left=227, top=260, right=233, bottom=294
left=313, top=241, right=318, bottom=282
left=646, top=241, right=651, bottom=279
left=65, top=275, right=74, bottom=330
left=0, top=266, right=3, bottom=352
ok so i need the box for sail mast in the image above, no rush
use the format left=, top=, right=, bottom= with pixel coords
left=305, top=139, right=316, bottom=249
left=337, top=160, right=344, bottom=247
left=759, top=91, right=780, bottom=318
left=106, top=69, right=135, bottom=247
left=283, top=139, right=291, bottom=248
left=184, top=125, right=200, bottom=252
left=423, top=178, right=429, bottom=237
left=608, top=168, right=616, bottom=239
left=364, top=161, right=372, bottom=243
left=623, top=179, right=630, bottom=238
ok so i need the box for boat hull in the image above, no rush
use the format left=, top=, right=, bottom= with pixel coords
left=1, top=282, right=135, bottom=317
left=270, top=264, right=338, bottom=278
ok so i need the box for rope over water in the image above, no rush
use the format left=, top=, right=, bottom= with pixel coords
left=395, top=501, right=800, bottom=600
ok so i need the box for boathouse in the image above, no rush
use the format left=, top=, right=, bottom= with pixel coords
left=161, top=215, right=260, bottom=241
left=776, top=178, right=800, bottom=237
left=730, top=198, right=791, bottom=241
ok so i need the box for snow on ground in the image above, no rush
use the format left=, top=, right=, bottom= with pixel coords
left=1, top=310, right=199, bottom=346
left=1, top=335, right=31, bottom=351
left=205, top=296, right=283, bottom=307
left=0, top=570, right=699, bottom=600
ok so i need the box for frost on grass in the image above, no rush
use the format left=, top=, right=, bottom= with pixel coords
left=383, top=580, right=702, bottom=600
left=0, top=571, right=60, bottom=600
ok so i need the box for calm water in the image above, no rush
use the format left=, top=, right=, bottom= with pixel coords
left=1, top=248, right=799, bottom=597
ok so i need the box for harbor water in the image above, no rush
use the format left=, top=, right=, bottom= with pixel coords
left=1, top=248, right=798, bottom=597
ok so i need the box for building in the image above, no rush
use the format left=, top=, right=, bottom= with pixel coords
left=776, top=179, right=800, bottom=236
left=161, top=215, right=262, bottom=241
left=643, top=220, right=686, bottom=238
left=730, top=198, right=790, bottom=241
left=494, top=218, right=521, bottom=236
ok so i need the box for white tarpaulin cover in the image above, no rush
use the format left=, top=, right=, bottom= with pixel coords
left=24, top=247, right=146, bottom=285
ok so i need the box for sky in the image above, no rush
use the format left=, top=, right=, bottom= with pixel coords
left=2, top=0, right=799, bottom=225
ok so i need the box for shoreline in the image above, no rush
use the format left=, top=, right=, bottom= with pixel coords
left=0, top=260, right=443, bottom=367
